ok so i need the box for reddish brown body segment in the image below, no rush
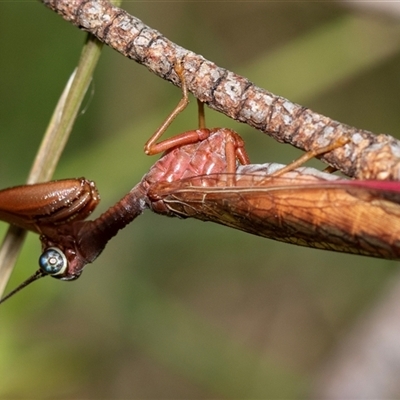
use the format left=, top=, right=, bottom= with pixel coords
left=141, top=129, right=400, bottom=260
left=0, top=178, right=99, bottom=233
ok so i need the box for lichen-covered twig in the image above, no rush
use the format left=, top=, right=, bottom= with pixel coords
left=41, top=0, right=400, bottom=180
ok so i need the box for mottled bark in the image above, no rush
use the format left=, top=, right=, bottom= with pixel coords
left=41, top=0, right=400, bottom=180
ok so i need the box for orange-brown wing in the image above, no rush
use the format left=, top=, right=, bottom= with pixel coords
left=148, top=173, right=400, bottom=260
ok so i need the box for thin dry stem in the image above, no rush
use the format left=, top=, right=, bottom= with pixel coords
left=0, top=27, right=107, bottom=298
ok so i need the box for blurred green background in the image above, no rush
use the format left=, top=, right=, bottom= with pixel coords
left=1, top=1, right=400, bottom=398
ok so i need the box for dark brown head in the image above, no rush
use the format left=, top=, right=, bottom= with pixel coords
left=0, top=221, right=98, bottom=305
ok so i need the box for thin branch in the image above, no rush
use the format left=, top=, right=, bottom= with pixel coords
left=0, top=18, right=108, bottom=298
left=41, top=0, right=400, bottom=181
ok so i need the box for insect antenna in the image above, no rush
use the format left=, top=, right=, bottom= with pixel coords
left=0, top=269, right=46, bottom=305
